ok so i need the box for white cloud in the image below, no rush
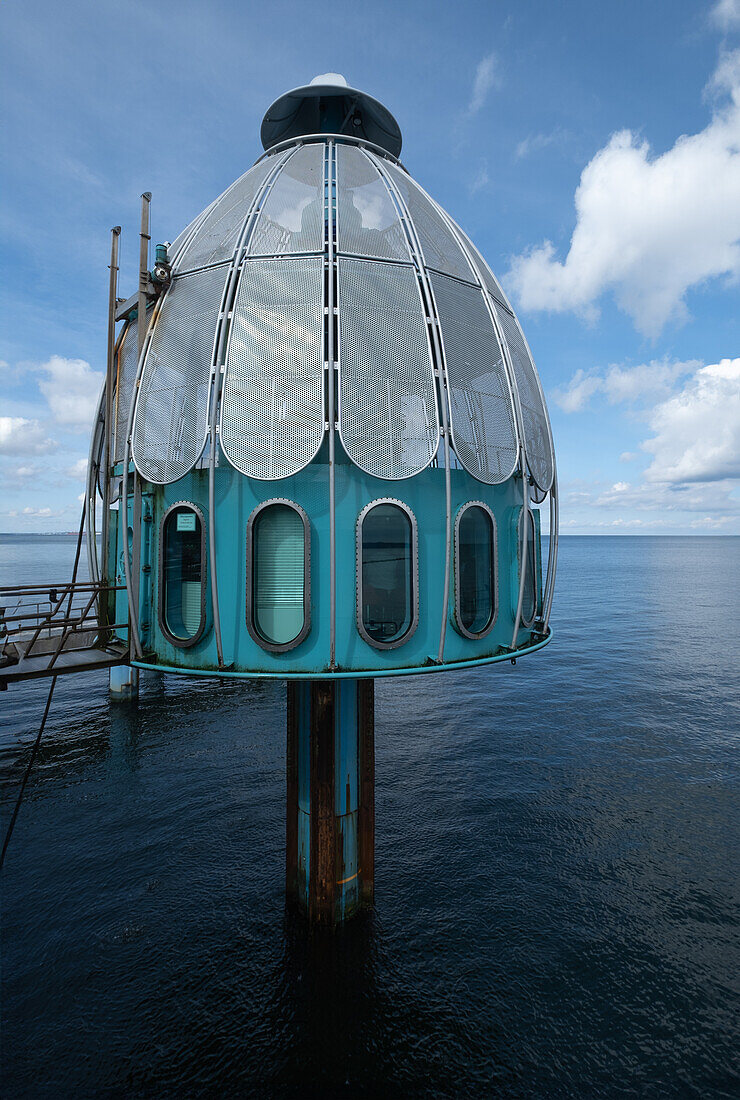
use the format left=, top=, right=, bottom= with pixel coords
left=21, top=506, right=66, bottom=518
left=553, top=369, right=600, bottom=413
left=590, top=478, right=738, bottom=512
left=468, top=161, right=490, bottom=194
left=560, top=474, right=739, bottom=533
left=554, top=358, right=699, bottom=412
left=690, top=515, right=733, bottom=528
left=0, top=416, right=56, bottom=455
left=515, top=128, right=569, bottom=160
left=555, top=359, right=740, bottom=531
left=711, top=0, right=740, bottom=31
left=507, top=51, right=740, bottom=336
left=642, top=358, right=740, bottom=483
left=65, top=457, right=88, bottom=480
left=467, top=53, right=500, bottom=116
left=37, top=356, right=103, bottom=431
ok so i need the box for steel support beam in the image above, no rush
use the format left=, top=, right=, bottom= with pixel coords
left=109, top=663, right=139, bottom=700
left=286, top=679, right=374, bottom=924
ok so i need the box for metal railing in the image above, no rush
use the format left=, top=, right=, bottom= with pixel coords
left=0, top=581, right=127, bottom=675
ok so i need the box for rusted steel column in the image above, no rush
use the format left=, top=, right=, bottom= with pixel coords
left=286, top=682, right=299, bottom=900
left=358, top=678, right=375, bottom=907
left=285, top=679, right=374, bottom=923
left=309, top=680, right=336, bottom=920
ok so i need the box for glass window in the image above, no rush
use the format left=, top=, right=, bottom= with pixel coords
left=520, top=509, right=537, bottom=627
left=456, top=504, right=496, bottom=637
left=161, top=505, right=204, bottom=645
left=250, top=503, right=308, bottom=649
left=359, top=502, right=416, bottom=647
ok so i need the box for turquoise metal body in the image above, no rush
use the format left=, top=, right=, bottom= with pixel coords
left=112, top=449, right=549, bottom=680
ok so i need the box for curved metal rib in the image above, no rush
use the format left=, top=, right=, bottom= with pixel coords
left=370, top=151, right=452, bottom=663
left=207, top=149, right=294, bottom=667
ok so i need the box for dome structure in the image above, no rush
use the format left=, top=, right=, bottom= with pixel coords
left=99, top=77, right=557, bottom=682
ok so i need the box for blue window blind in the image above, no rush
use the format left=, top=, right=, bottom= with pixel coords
left=253, top=505, right=305, bottom=646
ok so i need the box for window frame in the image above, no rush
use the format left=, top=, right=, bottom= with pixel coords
left=356, top=497, right=419, bottom=650
left=453, top=500, right=498, bottom=639
left=158, top=500, right=207, bottom=648
left=246, top=498, right=311, bottom=654
left=517, top=506, right=538, bottom=630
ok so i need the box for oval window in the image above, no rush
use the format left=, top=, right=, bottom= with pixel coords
left=456, top=504, right=496, bottom=637
left=358, top=502, right=417, bottom=648
left=249, top=502, right=309, bottom=650
left=520, top=509, right=537, bottom=627
left=160, top=505, right=205, bottom=645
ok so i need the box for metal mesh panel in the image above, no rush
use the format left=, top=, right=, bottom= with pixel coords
left=247, top=144, right=324, bottom=257
left=176, top=157, right=278, bottom=272
left=493, top=305, right=554, bottom=492
left=430, top=273, right=518, bottom=485
left=338, top=258, right=438, bottom=479
left=380, top=160, right=475, bottom=282
left=220, top=258, right=325, bottom=479
left=131, top=265, right=227, bottom=484
left=113, top=320, right=138, bottom=465
left=336, top=145, right=410, bottom=261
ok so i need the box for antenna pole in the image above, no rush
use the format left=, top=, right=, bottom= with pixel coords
left=137, top=193, right=151, bottom=361
left=102, top=226, right=121, bottom=621
left=130, top=193, right=151, bottom=651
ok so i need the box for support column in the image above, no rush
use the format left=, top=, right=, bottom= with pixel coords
left=109, top=664, right=139, bottom=700
left=286, top=679, right=374, bottom=924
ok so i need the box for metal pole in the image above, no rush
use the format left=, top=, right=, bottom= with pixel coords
left=543, top=464, right=559, bottom=632
left=132, top=194, right=150, bottom=643
left=327, top=141, right=337, bottom=669
left=511, top=469, right=530, bottom=650
left=137, top=195, right=151, bottom=362
left=370, top=153, right=449, bottom=662
left=102, top=227, right=121, bottom=622
left=434, top=368, right=452, bottom=663
left=121, top=193, right=152, bottom=661
left=86, top=390, right=103, bottom=590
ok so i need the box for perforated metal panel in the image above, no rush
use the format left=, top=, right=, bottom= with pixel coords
left=131, top=264, right=227, bottom=484
left=220, top=258, right=325, bottom=479
left=247, top=144, right=325, bottom=256
left=338, top=258, right=438, bottom=479
left=176, top=157, right=279, bottom=272
left=336, top=145, right=410, bottom=261
left=430, top=272, right=518, bottom=485
left=379, top=159, right=475, bottom=282
left=493, top=305, right=554, bottom=492
left=113, top=320, right=138, bottom=465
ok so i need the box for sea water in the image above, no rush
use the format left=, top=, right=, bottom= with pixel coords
left=1, top=535, right=738, bottom=1097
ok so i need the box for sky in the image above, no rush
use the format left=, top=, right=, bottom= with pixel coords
left=1, top=0, right=738, bottom=534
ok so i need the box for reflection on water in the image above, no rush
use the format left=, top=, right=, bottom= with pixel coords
left=1, top=535, right=739, bottom=1097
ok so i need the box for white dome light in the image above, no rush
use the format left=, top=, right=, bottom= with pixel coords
left=309, top=72, right=348, bottom=87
